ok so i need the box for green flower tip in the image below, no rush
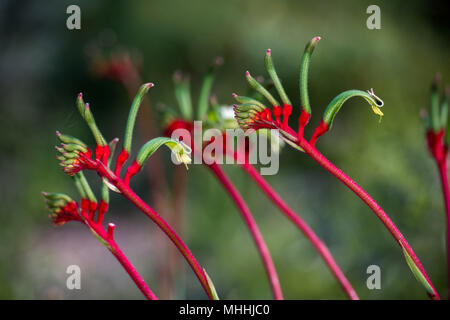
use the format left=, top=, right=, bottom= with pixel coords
left=42, top=191, right=73, bottom=203
left=144, top=82, right=154, bottom=90
left=56, top=131, right=87, bottom=147
left=136, top=137, right=192, bottom=170
left=305, top=36, right=321, bottom=53
left=110, top=137, right=119, bottom=145
left=77, top=93, right=85, bottom=117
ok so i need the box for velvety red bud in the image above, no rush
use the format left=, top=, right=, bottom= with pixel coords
left=97, top=200, right=109, bottom=225
left=114, top=149, right=130, bottom=176
left=102, top=145, right=111, bottom=164
left=273, top=106, right=282, bottom=125
left=297, top=110, right=311, bottom=139
left=88, top=201, right=98, bottom=220
left=81, top=198, right=90, bottom=217
left=282, top=104, right=292, bottom=129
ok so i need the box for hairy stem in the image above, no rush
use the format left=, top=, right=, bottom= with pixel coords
left=207, top=162, right=283, bottom=300
left=108, top=239, right=158, bottom=299
left=298, top=137, right=440, bottom=300
left=87, top=221, right=158, bottom=300
left=97, top=166, right=214, bottom=300
left=241, top=162, right=358, bottom=300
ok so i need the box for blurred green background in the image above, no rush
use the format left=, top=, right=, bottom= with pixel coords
left=0, top=0, right=449, bottom=299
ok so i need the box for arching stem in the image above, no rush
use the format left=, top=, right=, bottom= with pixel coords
left=207, top=162, right=284, bottom=300
left=298, top=137, right=440, bottom=300
left=240, top=161, right=358, bottom=300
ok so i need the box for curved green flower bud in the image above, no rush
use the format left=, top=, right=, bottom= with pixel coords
left=234, top=102, right=265, bottom=113
left=299, top=36, right=321, bottom=115
left=42, top=192, right=72, bottom=210
left=245, top=71, right=279, bottom=107
left=42, top=191, right=81, bottom=226
left=123, top=83, right=154, bottom=153
left=56, top=131, right=87, bottom=147
left=60, top=151, right=80, bottom=159
left=78, top=96, right=107, bottom=146
left=322, top=89, right=384, bottom=128
left=197, top=57, right=223, bottom=120
left=62, top=143, right=87, bottom=154
left=77, top=93, right=86, bottom=119
left=265, top=49, right=291, bottom=106
left=136, top=137, right=192, bottom=169
left=42, top=192, right=73, bottom=203
left=173, top=72, right=193, bottom=120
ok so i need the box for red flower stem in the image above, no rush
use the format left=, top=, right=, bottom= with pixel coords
left=107, top=237, right=158, bottom=299
left=437, top=159, right=450, bottom=297
left=207, top=162, right=283, bottom=300
left=298, top=137, right=440, bottom=300
left=86, top=221, right=158, bottom=300
left=240, top=161, right=359, bottom=300
left=97, top=165, right=214, bottom=300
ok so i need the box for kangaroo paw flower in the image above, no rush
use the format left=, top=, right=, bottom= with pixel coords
left=42, top=192, right=81, bottom=226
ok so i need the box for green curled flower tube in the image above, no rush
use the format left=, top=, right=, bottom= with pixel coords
left=123, top=83, right=154, bottom=153
left=322, top=89, right=384, bottom=128
left=136, top=137, right=191, bottom=169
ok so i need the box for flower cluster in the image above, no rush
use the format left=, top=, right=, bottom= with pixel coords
left=232, top=37, right=384, bottom=148
left=44, top=82, right=195, bottom=233
left=42, top=192, right=81, bottom=226
left=229, top=36, right=441, bottom=299
left=41, top=83, right=216, bottom=300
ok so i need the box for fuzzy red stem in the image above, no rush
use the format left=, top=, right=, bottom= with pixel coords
left=87, top=221, right=158, bottom=300
left=437, top=158, right=450, bottom=298
left=298, top=137, right=440, bottom=300
left=97, top=165, right=214, bottom=300
left=207, top=162, right=283, bottom=300
left=109, top=241, right=158, bottom=300
left=241, top=162, right=358, bottom=300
